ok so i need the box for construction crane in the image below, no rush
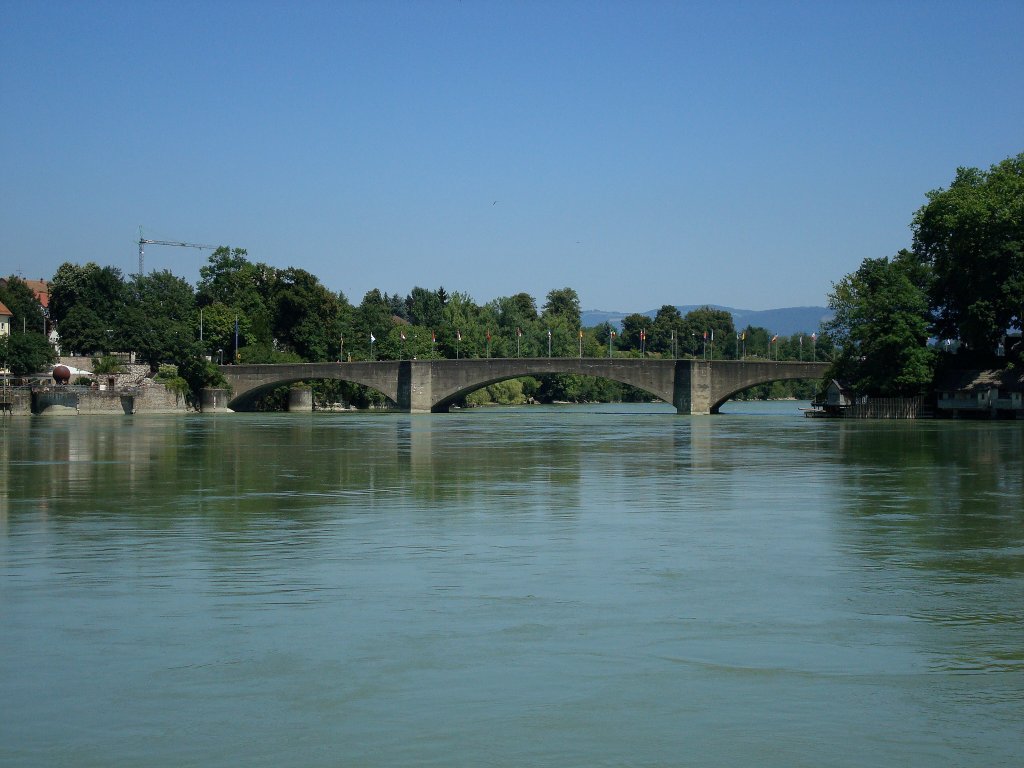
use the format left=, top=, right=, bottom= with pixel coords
left=137, top=227, right=219, bottom=275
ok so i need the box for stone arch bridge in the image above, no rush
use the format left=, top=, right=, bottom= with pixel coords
left=217, top=358, right=828, bottom=414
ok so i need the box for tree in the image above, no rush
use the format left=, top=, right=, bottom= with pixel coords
left=271, top=267, right=343, bottom=361
left=619, top=313, right=651, bottom=353
left=912, top=153, right=1024, bottom=354
left=650, top=305, right=684, bottom=356
left=196, top=247, right=275, bottom=346
left=354, top=289, right=395, bottom=358
left=405, top=286, right=447, bottom=330
left=120, top=270, right=198, bottom=369
left=48, top=262, right=127, bottom=353
left=0, top=333, right=56, bottom=376
left=823, top=251, right=935, bottom=396
left=541, top=287, right=581, bottom=328
left=681, top=306, right=735, bottom=358
left=0, top=277, right=46, bottom=335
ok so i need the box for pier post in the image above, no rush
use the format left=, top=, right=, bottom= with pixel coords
left=200, top=387, right=230, bottom=413
left=287, top=386, right=313, bottom=412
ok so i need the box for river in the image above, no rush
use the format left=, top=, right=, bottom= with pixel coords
left=2, top=403, right=1022, bottom=766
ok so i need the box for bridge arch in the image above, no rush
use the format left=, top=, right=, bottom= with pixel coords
left=423, top=358, right=678, bottom=412
left=221, top=361, right=402, bottom=411
left=705, top=360, right=828, bottom=413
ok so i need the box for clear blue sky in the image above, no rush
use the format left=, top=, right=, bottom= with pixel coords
left=2, top=0, right=1021, bottom=312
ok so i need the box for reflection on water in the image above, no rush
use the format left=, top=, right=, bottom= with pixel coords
left=1, top=404, right=1022, bottom=767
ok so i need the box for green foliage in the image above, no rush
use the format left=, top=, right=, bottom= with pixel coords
left=912, top=153, right=1024, bottom=354
left=541, top=287, right=581, bottom=328
left=48, top=262, right=127, bottom=354
left=0, top=276, right=46, bottom=334
left=236, top=343, right=303, bottom=365
left=0, top=332, right=56, bottom=375
left=271, top=267, right=347, bottom=361
left=405, top=286, right=447, bottom=329
left=175, top=355, right=229, bottom=402
left=197, top=247, right=275, bottom=348
left=824, top=251, right=935, bottom=396
left=121, top=270, right=198, bottom=369
left=91, top=355, right=123, bottom=374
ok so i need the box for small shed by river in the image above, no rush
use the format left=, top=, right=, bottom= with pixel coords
left=935, top=369, right=1024, bottom=419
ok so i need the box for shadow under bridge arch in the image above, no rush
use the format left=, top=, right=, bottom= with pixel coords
left=219, top=362, right=402, bottom=411
left=705, top=360, right=829, bottom=413
left=416, top=358, right=680, bottom=412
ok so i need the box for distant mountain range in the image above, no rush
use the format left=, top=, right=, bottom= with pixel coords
left=581, top=305, right=833, bottom=337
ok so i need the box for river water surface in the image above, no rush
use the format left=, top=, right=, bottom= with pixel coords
left=2, top=403, right=1022, bottom=766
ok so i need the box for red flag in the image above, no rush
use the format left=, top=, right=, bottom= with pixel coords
left=486, top=330, right=491, bottom=341
left=703, top=331, right=708, bottom=339
left=431, top=331, right=436, bottom=342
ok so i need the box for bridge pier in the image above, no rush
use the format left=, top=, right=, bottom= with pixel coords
left=672, top=360, right=714, bottom=415
left=288, top=386, right=313, bottom=412
left=398, top=361, right=437, bottom=413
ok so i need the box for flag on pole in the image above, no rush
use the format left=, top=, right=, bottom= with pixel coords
left=370, top=333, right=376, bottom=343
left=486, top=330, right=491, bottom=341
left=579, top=329, right=583, bottom=339
left=400, top=331, right=406, bottom=341
left=711, top=329, right=714, bottom=341
left=811, top=332, right=817, bottom=341
left=516, top=327, right=522, bottom=337
left=432, top=330, right=436, bottom=342
left=770, top=334, right=778, bottom=342
left=457, top=330, right=461, bottom=341
left=547, top=328, right=551, bottom=338
left=703, top=331, right=708, bottom=339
